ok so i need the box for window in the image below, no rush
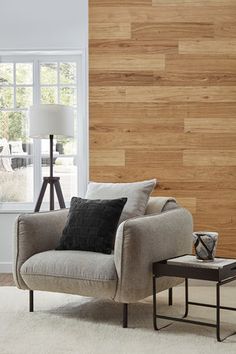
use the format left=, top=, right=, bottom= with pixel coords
left=0, top=51, right=87, bottom=211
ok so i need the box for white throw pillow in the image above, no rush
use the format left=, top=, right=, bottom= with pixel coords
left=85, top=179, right=157, bottom=223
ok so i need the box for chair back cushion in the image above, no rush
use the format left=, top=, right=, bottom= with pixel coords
left=145, top=196, right=178, bottom=215
left=86, top=179, right=157, bottom=223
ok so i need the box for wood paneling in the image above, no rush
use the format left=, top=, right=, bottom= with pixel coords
left=185, top=118, right=236, bottom=133
left=90, top=7, right=236, bottom=23
left=89, top=0, right=236, bottom=257
left=152, top=0, right=236, bottom=5
left=166, top=55, right=236, bottom=73
left=90, top=23, right=131, bottom=39
left=131, top=23, right=214, bottom=40
left=90, top=54, right=165, bottom=70
left=90, top=86, right=236, bottom=103
left=183, top=150, right=236, bottom=166
left=90, top=150, right=125, bottom=166
left=179, top=40, right=236, bottom=55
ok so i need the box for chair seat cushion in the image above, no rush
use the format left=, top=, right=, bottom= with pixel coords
left=20, top=250, right=118, bottom=299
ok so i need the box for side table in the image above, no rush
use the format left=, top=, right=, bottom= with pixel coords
left=153, top=255, right=236, bottom=342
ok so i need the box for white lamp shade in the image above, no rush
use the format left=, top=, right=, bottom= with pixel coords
left=29, top=104, right=74, bottom=138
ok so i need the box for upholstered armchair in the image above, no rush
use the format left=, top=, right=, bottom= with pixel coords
left=13, top=197, right=193, bottom=327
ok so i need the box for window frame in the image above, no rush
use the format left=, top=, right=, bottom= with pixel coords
left=0, top=50, right=88, bottom=212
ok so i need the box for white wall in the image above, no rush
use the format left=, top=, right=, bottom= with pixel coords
left=0, top=0, right=88, bottom=272
left=0, top=0, right=88, bottom=49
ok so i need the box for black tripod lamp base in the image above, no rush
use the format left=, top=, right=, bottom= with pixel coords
left=34, top=176, right=66, bottom=212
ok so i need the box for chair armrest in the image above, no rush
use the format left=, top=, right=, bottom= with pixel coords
left=13, top=209, right=68, bottom=289
left=114, top=208, right=193, bottom=303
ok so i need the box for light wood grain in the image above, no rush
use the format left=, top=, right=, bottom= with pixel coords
left=90, top=0, right=236, bottom=257
left=91, top=119, right=184, bottom=133
left=90, top=71, right=236, bottom=86
left=153, top=0, right=236, bottom=5
left=90, top=54, right=165, bottom=71
left=176, top=197, right=197, bottom=214
left=90, top=150, right=125, bottom=166
left=90, top=0, right=152, bottom=6
left=185, top=103, right=236, bottom=118
left=90, top=132, right=186, bottom=149
left=183, top=150, right=236, bottom=166
left=90, top=23, right=131, bottom=40
left=90, top=6, right=236, bottom=23
left=126, top=150, right=183, bottom=167
left=90, top=86, right=236, bottom=103
left=90, top=40, right=178, bottom=55
left=166, top=55, right=236, bottom=73
left=132, top=23, right=214, bottom=40
left=185, top=118, right=236, bottom=133
left=90, top=103, right=189, bottom=119
left=90, top=166, right=236, bottom=183
left=179, top=40, right=236, bottom=55
left=89, top=71, right=155, bottom=86
left=214, top=23, right=236, bottom=39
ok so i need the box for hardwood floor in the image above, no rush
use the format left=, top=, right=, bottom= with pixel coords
left=0, top=274, right=15, bottom=286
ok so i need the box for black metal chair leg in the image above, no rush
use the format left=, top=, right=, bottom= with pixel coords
left=29, top=290, right=34, bottom=312
left=168, top=288, right=173, bottom=306
left=123, top=303, right=128, bottom=328
left=183, top=278, right=189, bottom=318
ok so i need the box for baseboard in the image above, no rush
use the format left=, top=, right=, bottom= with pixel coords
left=0, top=262, right=12, bottom=273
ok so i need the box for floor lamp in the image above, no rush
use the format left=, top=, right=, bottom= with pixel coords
left=29, top=104, right=74, bottom=212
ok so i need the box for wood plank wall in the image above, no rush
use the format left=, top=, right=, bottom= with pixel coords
left=89, top=0, right=236, bottom=257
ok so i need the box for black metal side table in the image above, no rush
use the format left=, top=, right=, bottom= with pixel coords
left=152, top=255, right=236, bottom=342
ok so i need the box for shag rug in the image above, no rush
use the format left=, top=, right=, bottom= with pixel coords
left=0, top=286, right=235, bottom=354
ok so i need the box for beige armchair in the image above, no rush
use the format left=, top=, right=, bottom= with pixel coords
left=13, top=197, right=193, bottom=327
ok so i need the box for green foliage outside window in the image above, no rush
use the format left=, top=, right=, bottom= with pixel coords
left=0, top=112, right=27, bottom=142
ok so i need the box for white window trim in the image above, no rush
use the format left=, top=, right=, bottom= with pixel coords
left=0, top=49, right=88, bottom=212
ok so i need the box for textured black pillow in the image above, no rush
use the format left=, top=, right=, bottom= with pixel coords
left=56, top=197, right=127, bottom=254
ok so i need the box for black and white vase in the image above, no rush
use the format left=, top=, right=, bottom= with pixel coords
left=193, top=232, right=218, bottom=261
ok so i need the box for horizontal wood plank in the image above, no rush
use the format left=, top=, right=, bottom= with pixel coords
left=125, top=150, right=183, bottom=167
left=90, top=71, right=236, bottom=86
left=166, top=55, right=236, bottom=73
left=89, top=71, right=154, bottom=86
left=185, top=118, right=236, bottom=133
left=90, top=150, right=125, bottom=166
left=90, top=40, right=178, bottom=55
left=90, top=119, right=184, bottom=133
left=90, top=103, right=189, bottom=119
left=183, top=150, right=236, bottom=166
left=90, top=0, right=152, bottom=6
left=90, top=166, right=236, bottom=183
left=90, top=23, right=131, bottom=40
left=179, top=40, right=236, bottom=55
left=90, top=54, right=165, bottom=71
left=90, top=86, right=236, bottom=103
left=131, top=23, right=214, bottom=40
left=185, top=102, right=236, bottom=118
left=90, top=6, right=236, bottom=23
left=153, top=0, right=236, bottom=5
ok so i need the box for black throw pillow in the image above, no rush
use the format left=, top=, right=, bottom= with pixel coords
left=56, top=197, right=127, bottom=254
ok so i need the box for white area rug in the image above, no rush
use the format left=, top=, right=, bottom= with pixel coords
left=0, top=286, right=235, bottom=354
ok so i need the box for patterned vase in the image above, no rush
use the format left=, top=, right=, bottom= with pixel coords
left=193, top=232, right=218, bottom=261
